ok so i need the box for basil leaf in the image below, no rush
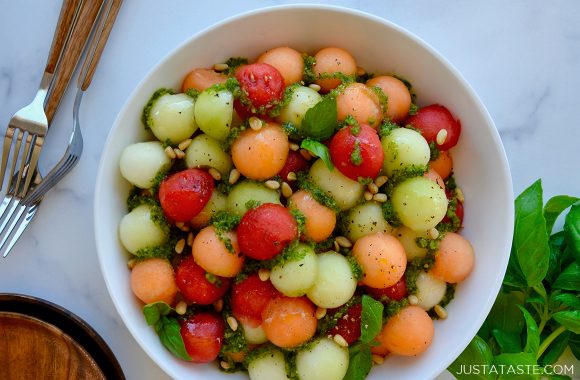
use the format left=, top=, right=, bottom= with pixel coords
left=512, top=180, right=550, bottom=286
left=544, top=196, right=579, bottom=234
left=485, top=292, right=525, bottom=336
left=564, top=202, right=580, bottom=259
left=493, top=352, right=539, bottom=380
left=552, top=262, right=580, bottom=291
left=143, top=301, right=174, bottom=326
left=546, top=231, right=567, bottom=284
left=448, top=335, right=494, bottom=380
left=569, top=333, right=580, bottom=360
left=360, top=295, right=384, bottom=343
left=156, top=316, right=191, bottom=361
left=549, top=292, right=580, bottom=310
left=518, top=306, right=540, bottom=355
left=553, top=310, right=580, bottom=334
left=300, top=96, right=337, bottom=140
left=504, top=250, right=528, bottom=287
left=343, top=343, right=372, bottom=380
left=301, top=139, right=333, bottom=170
left=492, top=329, right=522, bottom=353
left=539, top=330, right=570, bottom=366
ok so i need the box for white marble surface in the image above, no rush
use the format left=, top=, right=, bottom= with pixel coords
left=0, top=1, right=579, bottom=379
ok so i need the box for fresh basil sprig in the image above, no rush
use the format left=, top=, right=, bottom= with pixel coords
left=301, top=139, right=334, bottom=170
left=449, top=180, right=580, bottom=380
left=143, top=302, right=191, bottom=361
left=300, top=96, right=337, bottom=141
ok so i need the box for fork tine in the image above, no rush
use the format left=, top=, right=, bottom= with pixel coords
left=12, top=131, right=34, bottom=196
left=0, top=199, right=20, bottom=233
left=19, top=135, right=44, bottom=197
left=0, top=128, right=15, bottom=189
left=2, top=205, right=37, bottom=258
left=5, top=129, right=24, bottom=192
left=0, top=204, right=26, bottom=253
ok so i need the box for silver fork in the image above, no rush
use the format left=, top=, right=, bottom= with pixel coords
left=0, top=0, right=123, bottom=258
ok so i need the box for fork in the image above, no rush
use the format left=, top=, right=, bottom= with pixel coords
left=0, top=0, right=123, bottom=257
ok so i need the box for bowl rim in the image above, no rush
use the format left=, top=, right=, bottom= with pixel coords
left=94, top=4, right=514, bottom=379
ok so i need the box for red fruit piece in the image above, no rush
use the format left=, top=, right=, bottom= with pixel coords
left=235, top=63, right=285, bottom=115
left=329, top=124, right=383, bottom=180
left=328, top=303, right=362, bottom=344
left=277, top=150, right=309, bottom=181
left=365, top=277, right=408, bottom=302
left=231, top=273, right=280, bottom=327
left=175, top=257, right=231, bottom=305
left=158, top=168, right=214, bottom=222
left=237, top=203, right=298, bottom=260
left=405, top=104, right=461, bottom=150
left=180, top=312, right=225, bottom=363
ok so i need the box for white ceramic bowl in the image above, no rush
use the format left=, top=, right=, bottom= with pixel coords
left=95, top=5, right=514, bottom=380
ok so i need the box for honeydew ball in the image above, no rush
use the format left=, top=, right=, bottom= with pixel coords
left=119, top=141, right=170, bottom=189
left=277, top=86, right=322, bottom=129
left=415, top=271, right=447, bottom=310
left=295, top=337, right=349, bottom=380
left=119, top=204, right=168, bottom=254
left=190, top=191, right=227, bottom=229
left=194, top=88, right=234, bottom=141
left=149, top=93, right=197, bottom=144
left=306, top=251, right=356, bottom=308
left=391, top=177, right=448, bottom=231
left=342, top=201, right=392, bottom=242
left=394, top=226, right=431, bottom=260
left=248, top=348, right=290, bottom=380
left=309, top=159, right=365, bottom=211
left=226, top=181, right=281, bottom=216
left=242, top=322, right=268, bottom=345
left=185, top=133, right=233, bottom=175
left=270, top=244, right=318, bottom=297
left=381, top=128, right=430, bottom=176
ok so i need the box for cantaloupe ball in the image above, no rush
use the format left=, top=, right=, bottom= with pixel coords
left=287, top=190, right=336, bottom=242
left=366, top=76, right=411, bottom=122
left=430, top=150, right=453, bottom=180
left=313, top=47, right=357, bottom=93
left=431, top=232, right=475, bottom=283
left=231, top=122, right=289, bottom=180
left=130, top=258, right=178, bottom=305
left=181, top=68, right=227, bottom=92
left=424, top=168, right=445, bottom=190
left=295, top=337, right=349, bottom=380
left=352, top=232, right=407, bottom=288
left=262, top=296, right=317, bottom=348
left=192, top=226, right=244, bottom=277
left=336, top=82, right=382, bottom=128
left=376, top=305, right=434, bottom=356
left=257, top=46, right=304, bottom=85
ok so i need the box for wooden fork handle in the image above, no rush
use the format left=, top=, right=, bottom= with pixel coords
left=44, top=0, right=82, bottom=75
left=45, top=0, right=104, bottom=123
left=79, top=0, right=122, bottom=91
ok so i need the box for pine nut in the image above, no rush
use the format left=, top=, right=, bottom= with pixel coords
left=371, top=354, right=385, bottom=365
left=178, top=138, right=192, bottom=151
left=228, top=168, right=240, bottom=184
left=220, top=361, right=231, bottom=370
left=281, top=182, right=293, bottom=198
left=429, top=228, right=440, bottom=240
left=356, top=66, right=366, bottom=76
left=436, top=129, right=448, bottom=146
left=333, top=334, right=349, bottom=347
left=408, top=295, right=419, bottom=305
left=315, top=307, right=327, bottom=319
left=258, top=268, right=270, bottom=281
left=164, top=146, right=176, bottom=159
left=434, top=305, right=448, bottom=319
left=265, top=180, right=280, bottom=190
left=175, top=239, right=186, bottom=254
left=374, top=175, right=388, bottom=187
left=175, top=222, right=189, bottom=232
left=187, top=232, right=194, bottom=246
left=456, top=187, right=465, bottom=202
left=174, top=148, right=185, bottom=159
left=364, top=191, right=373, bottom=201
left=213, top=63, right=229, bottom=72
left=209, top=167, right=222, bottom=181
left=249, top=116, right=263, bottom=131
left=227, top=316, right=239, bottom=331
left=299, top=149, right=312, bottom=160
left=335, top=236, right=352, bottom=248
left=333, top=240, right=340, bottom=252
left=286, top=171, right=297, bottom=181
left=175, top=301, right=187, bottom=315
left=127, top=258, right=137, bottom=270
left=368, top=183, right=379, bottom=194
left=308, top=83, right=321, bottom=92
left=290, top=143, right=300, bottom=151
left=373, top=193, right=388, bottom=202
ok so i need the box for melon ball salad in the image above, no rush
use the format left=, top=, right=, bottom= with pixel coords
left=118, top=45, right=474, bottom=380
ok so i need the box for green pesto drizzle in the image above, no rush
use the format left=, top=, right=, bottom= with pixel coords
left=223, top=57, right=249, bottom=76
left=141, top=88, right=173, bottom=129
left=350, top=139, right=363, bottom=166
left=296, top=172, right=341, bottom=213
left=302, top=54, right=317, bottom=84
left=211, top=211, right=241, bottom=254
